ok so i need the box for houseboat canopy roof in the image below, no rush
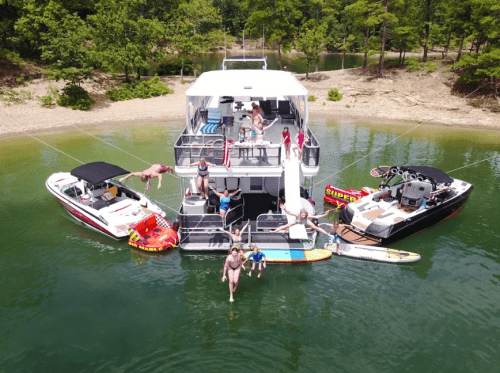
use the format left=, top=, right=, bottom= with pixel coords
left=186, top=69, right=308, bottom=97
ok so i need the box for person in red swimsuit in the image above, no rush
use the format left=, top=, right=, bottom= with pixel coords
left=119, top=164, right=174, bottom=190
left=281, top=126, right=291, bottom=160
left=293, top=128, right=310, bottom=163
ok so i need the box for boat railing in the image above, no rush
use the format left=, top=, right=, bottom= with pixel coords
left=178, top=213, right=224, bottom=230
left=302, top=128, right=320, bottom=167
left=256, top=213, right=288, bottom=231
left=174, top=133, right=225, bottom=166
left=227, top=143, right=282, bottom=167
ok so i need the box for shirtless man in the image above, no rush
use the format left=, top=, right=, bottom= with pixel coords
left=119, top=164, right=174, bottom=190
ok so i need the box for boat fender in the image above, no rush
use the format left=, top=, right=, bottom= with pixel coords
left=172, top=218, right=180, bottom=232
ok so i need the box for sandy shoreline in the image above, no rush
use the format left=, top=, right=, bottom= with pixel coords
left=1, top=67, right=499, bottom=138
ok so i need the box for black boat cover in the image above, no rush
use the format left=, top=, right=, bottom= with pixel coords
left=71, top=162, right=129, bottom=185
left=398, top=166, right=454, bottom=184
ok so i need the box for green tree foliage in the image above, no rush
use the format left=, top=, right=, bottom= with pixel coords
left=41, top=13, right=93, bottom=86
left=57, top=84, right=94, bottom=110
left=107, top=76, right=173, bottom=101
left=171, top=0, right=225, bottom=76
left=245, top=0, right=302, bottom=70
left=215, top=0, right=247, bottom=35
left=11, top=0, right=69, bottom=59
left=344, top=0, right=386, bottom=68
left=454, top=0, right=500, bottom=95
left=294, top=22, right=326, bottom=78
left=328, top=87, right=343, bottom=101
left=88, top=0, right=166, bottom=81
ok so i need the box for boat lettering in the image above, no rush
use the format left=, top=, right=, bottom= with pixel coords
left=325, top=188, right=358, bottom=202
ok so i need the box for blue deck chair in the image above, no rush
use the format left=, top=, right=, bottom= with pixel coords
left=201, top=109, right=222, bottom=134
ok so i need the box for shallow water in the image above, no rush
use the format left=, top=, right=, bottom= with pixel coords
left=1, top=120, right=499, bottom=372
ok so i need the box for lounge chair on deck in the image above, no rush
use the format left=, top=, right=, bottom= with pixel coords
left=201, top=109, right=222, bottom=134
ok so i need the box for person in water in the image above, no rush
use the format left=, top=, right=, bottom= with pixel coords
left=319, top=221, right=342, bottom=255
left=222, top=246, right=246, bottom=302
left=119, top=164, right=174, bottom=190
left=242, top=244, right=267, bottom=278
left=210, top=187, right=242, bottom=218
left=270, top=202, right=333, bottom=238
left=293, top=128, right=310, bottom=163
left=220, top=220, right=250, bottom=250
left=188, top=158, right=215, bottom=199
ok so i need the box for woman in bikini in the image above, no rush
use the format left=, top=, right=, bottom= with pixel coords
left=219, top=220, right=250, bottom=250
left=270, top=203, right=333, bottom=237
left=119, top=164, right=174, bottom=190
left=293, top=128, right=310, bottom=163
left=188, top=158, right=215, bottom=199
left=210, top=187, right=242, bottom=218
left=222, top=246, right=246, bottom=302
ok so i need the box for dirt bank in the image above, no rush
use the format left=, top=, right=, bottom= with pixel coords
left=1, top=65, right=498, bottom=137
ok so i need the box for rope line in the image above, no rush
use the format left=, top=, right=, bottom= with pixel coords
left=313, top=123, right=422, bottom=187
left=23, top=131, right=85, bottom=165
left=446, top=154, right=499, bottom=174
left=70, top=124, right=181, bottom=180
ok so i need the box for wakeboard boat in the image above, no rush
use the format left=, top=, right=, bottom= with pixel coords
left=338, top=166, right=473, bottom=245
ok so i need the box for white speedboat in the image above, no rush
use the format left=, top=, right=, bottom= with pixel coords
left=173, top=56, right=323, bottom=252
left=338, top=165, right=473, bottom=245
left=46, top=162, right=165, bottom=239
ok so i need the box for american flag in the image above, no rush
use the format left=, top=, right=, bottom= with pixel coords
left=223, top=140, right=231, bottom=169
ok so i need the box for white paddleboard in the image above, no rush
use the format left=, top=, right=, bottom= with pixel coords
left=325, top=243, right=421, bottom=263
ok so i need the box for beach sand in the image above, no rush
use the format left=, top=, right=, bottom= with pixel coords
left=1, top=67, right=499, bottom=137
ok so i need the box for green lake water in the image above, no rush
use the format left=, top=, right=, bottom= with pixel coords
left=1, top=120, right=500, bottom=372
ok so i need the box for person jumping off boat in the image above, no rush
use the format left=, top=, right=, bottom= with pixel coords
left=219, top=220, right=250, bottom=250
left=242, top=244, right=267, bottom=278
left=210, top=187, right=242, bottom=218
left=222, top=247, right=246, bottom=302
left=188, top=158, right=215, bottom=199
left=119, top=164, right=174, bottom=190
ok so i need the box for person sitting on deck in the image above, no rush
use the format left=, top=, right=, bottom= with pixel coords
left=270, top=202, right=333, bottom=238
left=119, top=164, right=174, bottom=190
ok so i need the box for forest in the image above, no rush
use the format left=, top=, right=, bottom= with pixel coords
left=0, top=0, right=498, bottom=96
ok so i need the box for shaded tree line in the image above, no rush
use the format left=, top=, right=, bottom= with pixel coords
left=0, top=0, right=498, bottom=92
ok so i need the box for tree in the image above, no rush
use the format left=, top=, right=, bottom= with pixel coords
left=454, top=0, right=500, bottom=95
left=295, top=22, right=326, bottom=78
left=41, top=13, right=93, bottom=86
left=344, top=0, right=386, bottom=68
left=245, top=0, right=302, bottom=70
left=171, top=0, right=225, bottom=77
left=10, top=0, right=68, bottom=59
left=88, top=0, right=166, bottom=81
